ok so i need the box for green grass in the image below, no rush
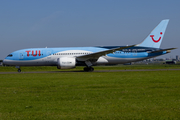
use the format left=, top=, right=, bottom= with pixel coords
left=0, top=65, right=180, bottom=119
left=1, top=64, right=180, bottom=72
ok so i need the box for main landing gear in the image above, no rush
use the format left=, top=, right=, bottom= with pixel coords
left=16, top=66, right=21, bottom=72
left=83, top=66, right=94, bottom=72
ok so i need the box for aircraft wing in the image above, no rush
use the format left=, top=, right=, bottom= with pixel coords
left=76, top=44, right=136, bottom=61
left=148, top=48, right=177, bottom=53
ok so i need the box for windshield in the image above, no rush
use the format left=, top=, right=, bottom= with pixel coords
left=7, top=54, right=13, bottom=57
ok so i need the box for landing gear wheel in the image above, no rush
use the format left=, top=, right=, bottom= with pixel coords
left=18, top=69, right=21, bottom=72
left=16, top=66, right=21, bottom=72
left=90, top=67, right=94, bottom=72
left=83, top=67, right=94, bottom=72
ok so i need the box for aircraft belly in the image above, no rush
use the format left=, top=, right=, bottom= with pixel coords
left=3, top=58, right=56, bottom=66
left=104, top=56, right=146, bottom=64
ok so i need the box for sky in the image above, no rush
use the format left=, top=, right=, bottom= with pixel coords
left=0, top=0, right=180, bottom=59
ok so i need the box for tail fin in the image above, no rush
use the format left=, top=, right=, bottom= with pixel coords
left=138, top=19, right=169, bottom=48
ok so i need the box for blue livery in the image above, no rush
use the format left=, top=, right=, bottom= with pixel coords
left=3, top=19, right=176, bottom=72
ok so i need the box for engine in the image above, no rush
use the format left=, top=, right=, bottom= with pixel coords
left=57, top=57, right=76, bottom=69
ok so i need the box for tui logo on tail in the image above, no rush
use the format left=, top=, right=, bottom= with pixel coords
left=150, top=32, right=163, bottom=43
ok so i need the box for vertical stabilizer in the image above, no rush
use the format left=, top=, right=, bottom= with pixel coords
left=138, top=19, right=169, bottom=48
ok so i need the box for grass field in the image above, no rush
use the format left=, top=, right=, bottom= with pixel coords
left=1, top=63, right=180, bottom=72
left=0, top=65, right=180, bottom=119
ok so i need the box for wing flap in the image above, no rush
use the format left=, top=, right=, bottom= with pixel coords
left=147, top=48, right=176, bottom=53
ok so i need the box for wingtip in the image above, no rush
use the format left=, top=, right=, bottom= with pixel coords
left=162, top=19, right=170, bottom=22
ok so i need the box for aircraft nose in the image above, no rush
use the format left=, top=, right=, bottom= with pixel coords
left=3, top=59, right=8, bottom=65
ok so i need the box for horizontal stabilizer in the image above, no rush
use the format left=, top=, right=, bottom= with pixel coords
left=147, top=48, right=177, bottom=53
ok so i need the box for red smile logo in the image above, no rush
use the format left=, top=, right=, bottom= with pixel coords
left=150, top=32, right=163, bottom=43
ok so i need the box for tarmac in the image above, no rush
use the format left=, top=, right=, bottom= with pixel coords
left=1, top=69, right=180, bottom=74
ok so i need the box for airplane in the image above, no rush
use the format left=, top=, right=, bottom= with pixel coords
left=3, top=19, right=176, bottom=72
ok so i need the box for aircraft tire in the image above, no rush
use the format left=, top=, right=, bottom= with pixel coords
left=18, top=69, right=21, bottom=72
left=84, top=67, right=94, bottom=72
left=90, top=67, right=94, bottom=72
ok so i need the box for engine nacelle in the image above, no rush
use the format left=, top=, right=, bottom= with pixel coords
left=57, top=57, right=76, bottom=69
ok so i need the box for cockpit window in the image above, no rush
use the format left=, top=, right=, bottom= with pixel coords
left=7, top=54, right=13, bottom=57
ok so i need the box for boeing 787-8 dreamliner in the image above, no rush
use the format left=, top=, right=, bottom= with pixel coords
left=3, top=19, right=176, bottom=72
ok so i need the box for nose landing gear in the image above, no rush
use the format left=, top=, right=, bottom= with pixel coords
left=16, top=66, right=21, bottom=72
left=18, top=69, right=21, bottom=72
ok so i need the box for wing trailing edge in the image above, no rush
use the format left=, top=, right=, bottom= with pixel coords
left=147, top=48, right=177, bottom=53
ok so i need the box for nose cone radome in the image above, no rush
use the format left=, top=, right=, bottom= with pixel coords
left=3, top=59, right=8, bottom=65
